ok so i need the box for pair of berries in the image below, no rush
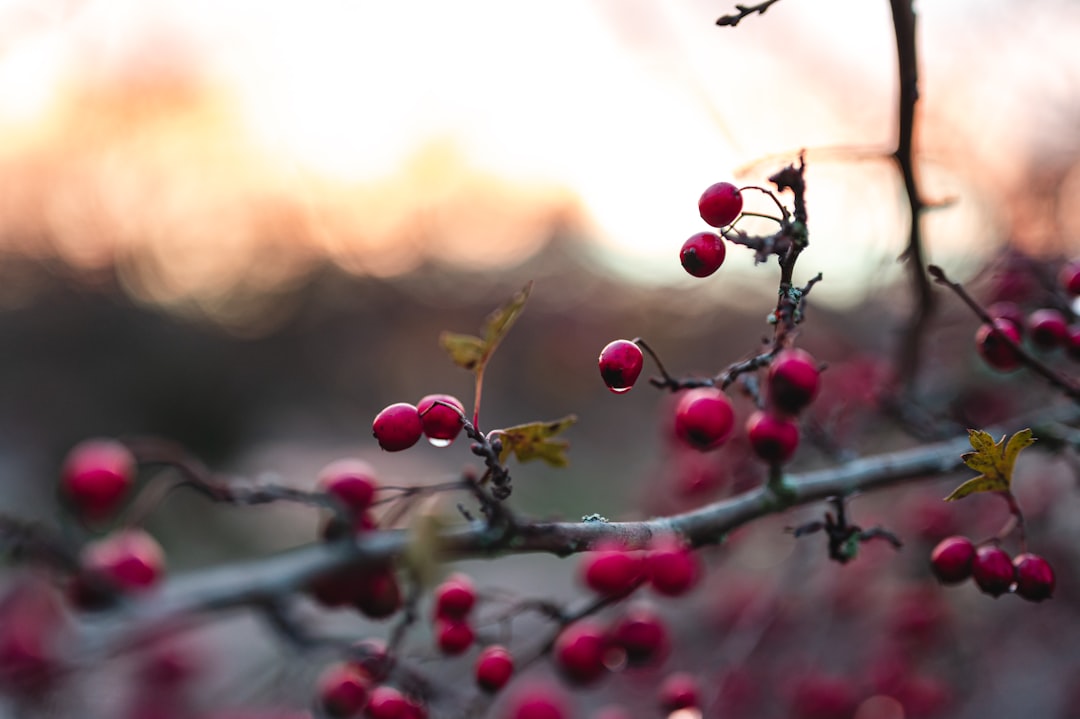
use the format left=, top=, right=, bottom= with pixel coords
left=930, top=536, right=1055, bottom=601
left=317, top=661, right=427, bottom=719
left=978, top=300, right=1080, bottom=371
left=745, top=348, right=821, bottom=463
left=579, top=536, right=700, bottom=598
left=432, top=573, right=477, bottom=656
left=372, top=394, right=466, bottom=452
left=679, top=181, right=745, bottom=278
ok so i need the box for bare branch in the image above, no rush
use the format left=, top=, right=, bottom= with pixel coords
left=716, top=0, right=783, bottom=27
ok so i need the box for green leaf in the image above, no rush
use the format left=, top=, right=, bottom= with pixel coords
left=439, top=332, right=486, bottom=371
left=483, top=281, right=533, bottom=348
left=945, top=428, right=1036, bottom=501
left=439, top=281, right=533, bottom=375
left=497, top=415, right=577, bottom=467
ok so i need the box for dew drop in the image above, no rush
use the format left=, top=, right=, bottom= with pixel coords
left=428, top=437, right=453, bottom=448
left=608, top=386, right=632, bottom=394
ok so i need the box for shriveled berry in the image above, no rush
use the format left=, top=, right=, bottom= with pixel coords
left=768, top=349, right=820, bottom=413
left=598, top=340, right=644, bottom=393
left=365, top=686, right=408, bottom=719
left=673, top=388, right=734, bottom=451
left=475, top=645, right=514, bottom=693
left=1060, top=260, right=1080, bottom=296
left=433, top=573, right=476, bottom=619
left=658, top=672, right=700, bottom=712
left=417, top=394, right=465, bottom=446
left=1027, top=308, right=1068, bottom=350
left=929, top=536, right=975, bottom=584
left=975, top=319, right=1023, bottom=372
left=319, top=459, right=378, bottom=515
left=372, top=403, right=423, bottom=452
left=60, top=439, right=136, bottom=522
left=608, top=604, right=669, bottom=667
left=698, top=182, right=743, bottom=228
left=553, top=621, right=608, bottom=685
left=972, top=545, right=1015, bottom=597
left=680, top=232, right=727, bottom=278
left=746, top=411, right=800, bottom=463
left=646, top=536, right=700, bottom=597
left=1013, top=552, right=1055, bottom=601
left=580, top=544, right=643, bottom=596
left=435, top=618, right=474, bottom=656
left=317, top=663, right=371, bottom=718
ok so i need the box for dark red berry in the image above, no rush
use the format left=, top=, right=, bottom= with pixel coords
left=1060, top=260, right=1080, bottom=296
left=1013, top=552, right=1055, bottom=601
left=768, top=349, right=820, bottom=413
left=987, top=301, right=1025, bottom=335
left=347, top=639, right=389, bottom=682
left=975, top=319, right=1023, bottom=372
left=553, top=621, right=609, bottom=685
left=372, top=403, right=424, bottom=452
left=475, top=645, right=514, bottom=693
left=929, top=536, right=975, bottom=584
left=80, top=529, right=165, bottom=595
left=435, top=618, right=474, bottom=655
left=787, top=673, right=858, bottom=719
left=673, top=388, right=734, bottom=451
left=365, top=685, right=408, bottom=719
left=416, top=394, right=465, bottom=446
left=318, top=663, right=371, bottom=718
left=608, top=604, right=669, bottom=667
left=1027, top=308, right=1068, bottom=350
left=580, top=544, right=643, bottom=596
left=501, top=683, right=569, bottom=719
left=698, top=181, right=743, bottom=228
left=646, top=536, right=700, bottom=597
left=60, top=439, right=136, bottom=522
left=746, top=411, right=800, bottom=463
left=354, top=565, right=403, bottom=619
left=658, top=672, right=700, bottom=713
left=598, top=340, right=644, bottom=393
left=1067, top=325, right=1080, bottom=361
left=433, top=573, right=476, bottom=619
left=319, top=459, right=378, bottom=515
left=972, top=545, right=1015, bottom=597
left=679, top=232, right=726, bottom=278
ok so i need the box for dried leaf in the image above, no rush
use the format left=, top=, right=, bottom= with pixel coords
left=439, top=332, right=486, bottom=371
left=945, top=428, right=1035, bottom=502
left=439, top=282, right=533, bottom=375
left=497, top=415, right=577, bottom=467
left=403, top=495, right=447, bottom=588
left=483, top=281, right=533, bottom=348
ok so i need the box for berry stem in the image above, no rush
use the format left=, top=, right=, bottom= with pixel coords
left=738, top=185, right=790, bottom=221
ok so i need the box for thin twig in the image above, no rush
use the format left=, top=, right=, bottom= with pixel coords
left=716, top=0, right=783, bottom=27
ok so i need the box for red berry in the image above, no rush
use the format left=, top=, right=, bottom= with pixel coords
left=80, top=529, right=165, bottom=595
left=475, top=645, right=514, bottom=693
left=608, top=604, right=669, bottom=667
left=972, top=545, right=1015, bottom=597
left=347, top=639, right=390, bottom=682
left=929, top=536, right=975, bottom=584
left=580, top=544, right=643, bottom=596
left=987, top=301, right=1025, bottom=335
left=372, top=403, right=423, bottom=452
left=646, top=536, right=700, bottom=597
left=698, top=181, right=743, bottom=228
left=746, top=411, right=800, bottom=463
left=365, top=686, right=408, bottom=719
left=501, top=683, right=570, bottom=719
left=354, top=565, right=403, bottom=619
left=768, top=349, right=820, bottom=413
left=435, top=618, right=474, bottom=655
left=1060, top=260, right=1080, bottom=296
left=679, top=232, right=727, bottom=278
left=975, top=319, right=1023, bottom=372
left=319, top=459, right=378, bottom=516
left=658, top=672, right=700, bottom=712
left=553, top=621, right=609, bottom=685
left=1027, top=308, right=1068, bottom=350
left=416, top=394, right=465, bottom=446
left=673, top=388, right=734, bottom=451
left=60, top=439, right=136, bottom=522
left=787, top=673, right=858, bottom=719
left=318, top=663, right=371, bottom=718
left=433, top=573, right=476, bottom=619
left=1013, top=552, right=1055, bottom=601
left=598, top=340, right=644, bottom=393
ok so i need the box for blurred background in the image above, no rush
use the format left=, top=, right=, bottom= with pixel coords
left=1, top=0, right=1080, bottom=717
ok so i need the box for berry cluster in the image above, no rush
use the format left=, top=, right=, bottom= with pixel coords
left=372, top=394, right=466, bottom=451
left=316, top=646, right=428, bottom=719
left=929, top=536, right=1055, bottom=601
left=677, top=181, right=744, bottom=278
left=578, top=535, right=700, bottom=598
left=745, top=348, right=821, bottom=464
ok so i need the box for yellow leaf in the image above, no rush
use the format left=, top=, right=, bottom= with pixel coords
left=966, top=429, right=997, bottom=454
left=497, top=415, right=577, bottom=467
left=944, top=474, right=1008, bottom=501
left=945, top=428, right=1036, bottom=501
left=439, top=332, right=486, bottom=371
left=1003, top=428, right=1036, bottom=476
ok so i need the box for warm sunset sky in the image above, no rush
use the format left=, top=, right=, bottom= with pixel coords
left=0, top=0, right=1076, bottom=313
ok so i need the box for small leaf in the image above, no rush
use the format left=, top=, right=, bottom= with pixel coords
left=944, top=474, right=1007, bottom=502
left=497, top=415, right=577, bottom=467
left=945, top=428, right=1036, bottom=501
left=403, top=495, right=447, bottom=588
left=482, top=281, right=533, bottom=348
left=439, top=332, right=486, bottom=371
left=960, top=451, right=997, bottom=475
left=967, top=429, right=997, bottom=455
left=1003, top=428, right=1036, bottom=475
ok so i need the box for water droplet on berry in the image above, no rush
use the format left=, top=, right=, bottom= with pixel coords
left=608, top=385, right=632, bottom=395
left=427, top=437, right=452, bottom=448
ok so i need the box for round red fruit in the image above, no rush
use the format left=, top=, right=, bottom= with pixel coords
left=80, top=529, right=165, bottom=594
left=365, top=686, right=408, bottom=719
left=580, top=545, right=643, bottom=596
left=768, top=349, right=820, bottom=413
left=417, top=394, right=465, bottom=445
left=975, top=319, right=1023, bottom=372
left=318, top=663, right=371, bottom=718
left=433, top=573, right=476, bottom=619
left=60, top=439, right=136, bottom=522
left=646, top=536, right=700, bottom=597
left=475, top=645, right=514, bottom=693
left=680, top=232, right=727, bottom=278
left=659, top=672, right=700, bottom=712
left=372, top=403, right=424, bottom=452
left=598, top=340, right=644, bottom=393
left=746, top=411, right=800, bottom=463
left=501, top=683, right=570, bottom=719
left=553, top=621, right=608, bottom=685
left=1060, top=260, right=1080, bottom=296
left=929, top=536, right=975, bottom=584
left=319, top=459, right=378, bottom=516
left=987, top=301, right=1025, bottom=335
left=435, top=618, right=474, bottom=656
left=1013, top=552, right=1055, bottom=602
left=972, top=545, right=1015, bottom=597
left=608, top=604, right=669, bottom=667
left=673, top=388, right=734, bottom=451
left=698, top=181, right=744, bottom=228
left=354, top=565, right=403, bottom=619
left=1027, top=309, right=1068, bottom=350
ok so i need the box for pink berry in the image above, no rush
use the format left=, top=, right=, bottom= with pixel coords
left=580, top=544, right=643, bottom=597
left=972, top=545, right=1015, bottom=597
left=673, top=387, right=734, bottom=451
left=365, top=686, right=408, bottom=719
left=658, top=672, right=700, bottom=712
left=1027, top=308, right=1068, bottom=350
left=317, top=663, right=371, bottom=718
left=598, top=340, right=644, bottom=393
left=501, top=683, right=570, bottom=719
left=433, top=573, right=476, bottom=619
left=746, top=411, right=800, bottom=463
left=553, top=621, right=608, bottom=685
left=768, top=349, right=820, bottom=413
left=679, top=232, right=727, bottom=278
left=319, top=459, right=378, bottom=515
left=1060, top=260, right=1080, bottom=296
left=698, top=181, right=744, bottom=228
left=435, top=618, right=474, bottom=656
left=475, top=645, right=514, bottom=693
left=646, top=536, right=700, bottom=597
left=73, top=529, right=165, bottom=608
left=975, top=319, right=1023, bottom=372
left=987, top=301, right=1025, bottom=336
left=416, top=394, right=465, bottom=446
left=372, top=403, right=423, bottom=452
left=1013, top=553, right=1055, bottom=602
left=60, top=439, right=136, bottom=522
left=929, top=536, right=975, bottom=584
